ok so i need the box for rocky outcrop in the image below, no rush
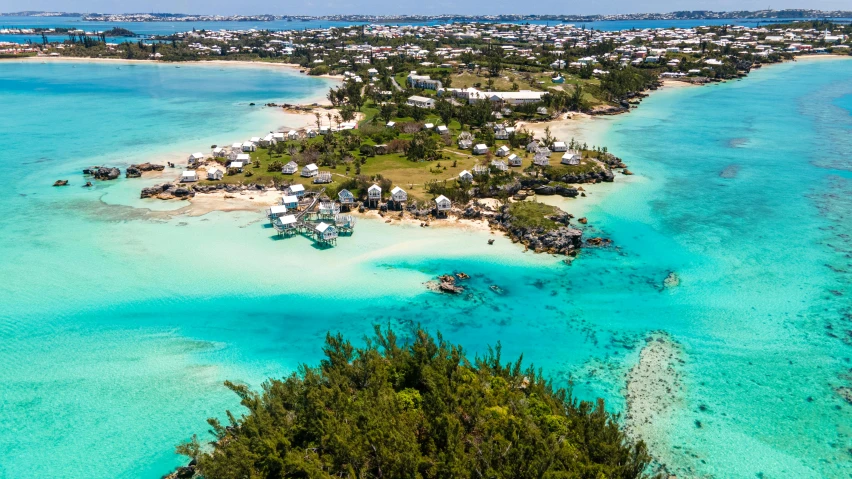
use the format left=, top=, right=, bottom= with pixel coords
left=53, top=180, right=68, bottom=186
left=84, top=166, right=120, bottom=181
left=492, top=204, right=583, bottom=256
left=533, top=184, right=579, bottom=197
left=126, top=162, right=165, bottom=178
left=140, top=183, right=195, bottom=199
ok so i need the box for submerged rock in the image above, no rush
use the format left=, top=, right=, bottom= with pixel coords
left=52, top=180, right=68, bottom=186
left=663, top=271, right=681, bottom=289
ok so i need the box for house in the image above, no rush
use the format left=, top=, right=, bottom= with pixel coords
left=306, top=129, right=317, bottom=138
left=507, top=154, right=522, bottom=167
left=273, top=132, right=285, bottom=142
left=188, top=152, right=205, bottom=166
left=473, top=164, right=490, bottom=176
left=287, top=184, right=305, bottom=198
left=436, top=125, right=449, bottom=135
left=458, top=138, right=473, bottom=149
left=434, top=195, right=451, bottom=211
left=319, top=201, right=340, bottom=216
left=287, top=130, right=300, bottom=140
left=533, top=151, right=550, bottom=167
left=319, top=126, right=330, bottom=135
left=496, top=145, right=510, bottom=157
left=406, top=95, right=435, bottom=108
left=315, top=222, right=338, bottom=242
left=386, top=121, right=396, bottom=128
left=407, top=71, right=442, bottom=90
left=267, top=204, right=289, bottom=218
left=367, top=184, right=382, bottom=202
left=241, top=141, right=256, bottom=152
left=561, top=150, right=582, bottom=166
left=281, top=161, right=298, bottom=174
left=391, top=186, right=408, bottom=203
left=338, top=189, right=355, bottom=205
left=207, top=167, right=224, bottom=180
left=280, top=195, right=299, bottom=209
left=234, top=153, right=251, bottom=165
left=536, top=106, right=548, bottom=115
left=301, top=163, right=319, bottom=177
left=424, top=123, right=434, bottom=130
left=552, top=141, right=568, bottom=152
left=212, top=147, right=225, bottom=158
left=260, top=134, right=275, bottom=147
left=472, top=144, right=488, bottom=155
left=181, top=170, right=198, bottom=182
left=491, top=159, right=509, bottom=172
left=314, top=171, right=332, bottom=184
left=229, top=161, right=245, bottom=172
left=458, top=170, right=474, bottom=182
left=526, top=140, right=540, bottom=152
left=274, top=214, right=297, bottom=232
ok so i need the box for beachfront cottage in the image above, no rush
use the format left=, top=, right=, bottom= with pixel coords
left=306, top=129, right=317, bottom=138
left=391, top=186, right=408, bottom=203
left=212, top=147, right=225, bottom=158
left=561, top=150, right=582, bottom=166
left=207, top=167, right=224, bottom=180
left=338, top=189, right=355, bottom=205
left=267, top=204, right=288, bottom=219
left=301, top=163, right=319, bottom=177
left=273, top=132, right=285, bottom=142
left=434, top=195, right=451, bottom=212
left=260, top=134, right=275, bottom=147
left=507, top=153, right=522, bottom=167
left=458, top=170, right=474, bottom=182
left=181, top=170, right=198, bottom=182
left=241, top=141, right=256, bottom=152
left=280, top=195, right=299, bottom=209
left=319, top=201, right=340, bottom=216
left=235, top=153, right=251, bottom=165
left=287, top=130, right=299, bottom=140
left=319, top=126, right=330, bottom=135
left=315, top=222, right=338, bottom=242
left=229, top=161, right=245, bottom=172
left=552, top=141, right=568, bottom=152
left=287, top=184, right=305, bottom=198
left=250, top=136, right=261, bottom=144
left=188, top=152, right=205, bottom=166
left=472, top=144, right=488, bottom=155
left=275, top=214, right=297, bottom=232
left=496, top=145, right=510, bottom=157
left=281, top=161, right=298, bottom=174
left=367, top=184, right=382, bottom=202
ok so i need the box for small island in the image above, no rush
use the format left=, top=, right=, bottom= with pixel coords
left=168, top=328, right=655, bottom=479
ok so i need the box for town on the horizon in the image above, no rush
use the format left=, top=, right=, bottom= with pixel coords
left=2, top=9, right=852, bottom=23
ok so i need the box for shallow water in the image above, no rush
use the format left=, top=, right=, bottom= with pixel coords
left=0, top=59, right=851, bottom=479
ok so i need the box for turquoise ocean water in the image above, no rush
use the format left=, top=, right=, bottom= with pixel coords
left=0, top=58, right=850, bottom=478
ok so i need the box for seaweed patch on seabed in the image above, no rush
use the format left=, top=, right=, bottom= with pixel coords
left=623, top=332, right=688, bottom=477
left=54, top=196, right=189, bottom=224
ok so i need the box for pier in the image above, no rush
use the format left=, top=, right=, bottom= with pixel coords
left=268, top=187, right=356, bottom=246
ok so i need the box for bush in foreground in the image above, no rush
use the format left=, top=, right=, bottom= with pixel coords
left=177, top=327, right=654, bottom=479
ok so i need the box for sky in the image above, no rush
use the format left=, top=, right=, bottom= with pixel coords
left=1, top=0, right=850, bottom=16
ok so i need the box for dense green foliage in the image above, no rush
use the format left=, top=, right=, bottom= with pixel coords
left=180, top=328, right=654, bottom=479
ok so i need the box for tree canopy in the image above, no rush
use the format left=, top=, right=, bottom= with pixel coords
left=179, top=327, right=654, bottom=479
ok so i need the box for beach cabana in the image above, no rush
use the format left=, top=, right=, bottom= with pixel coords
left=434, top=195, right=451, bottom=212
left=280, top=195, right=299, bottom=209
left=281, top=161, right=298, bottom=174
left=391, top=186, right=407, bottom=203
left=207, top=167, right=224, bottom=180
left=267, top=204, right=288, bottom=219
left=301, top=163, right=319, bottom=177
left=181, top=170, right=198, bottom=182
left=287, top=184, right=305, bottom=198
left=188, top=152, right=204, bottom=166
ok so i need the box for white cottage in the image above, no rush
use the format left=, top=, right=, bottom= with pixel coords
left=315, top=222, right=338, bottom=242
left=306, top=129, right=317, bottom=138
left=390, top=186, right=407, bottom=203
left=281, top=161, right=298, bottom=174
left=280, top=195, right=299, bottom=209
left=560, top=150, right=582, bottom=166
left=241, top=141, right=256, bottom=152
left=287, top=130, right=300, bottom=140
left=367, top=184, right=382, bottom=202
left=496, top=145, right=510, bottom=157
left=472, top=144, right=488, bottom=155
left=181, top=170, right=198, bottom=182
left=207, top=167, right=224, bottom=180
left=507, top=153, right=522, bottom=166
left=275, top=214, right=297, bottom=232
left=301, top=163, right=319, bottom=177
left=458, top=170, right=474, bottom=182
left=188, top=152, right=205, bottom=166
left=491, top=160, right=509, bottom=172
left=234, top=153, right=251, bottom=165
left=267, top=204, right=288, bottom=218
left=436, top=125, right=449, bottom=135
left=212, top=147, right=225, bottom=158
left=552, top=141, right=568, bottom=152
left=434, top=195, right=451, bottom=211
